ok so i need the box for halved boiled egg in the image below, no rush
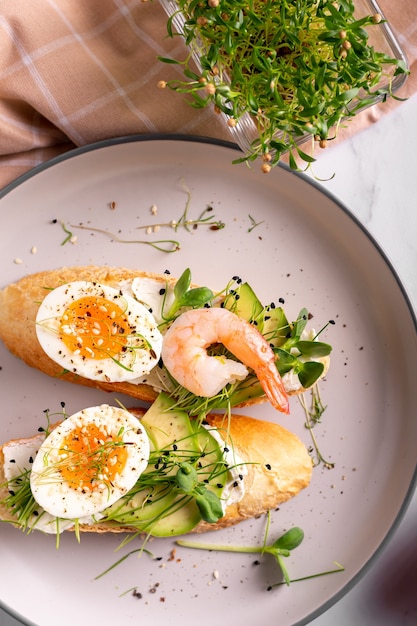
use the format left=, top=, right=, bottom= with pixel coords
left=35, top=281, right=163, bottom=382
left=30, top=404, right=150, bottom=520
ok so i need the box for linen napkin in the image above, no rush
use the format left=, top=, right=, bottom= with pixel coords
left=0, top=0, right=415, bottom=190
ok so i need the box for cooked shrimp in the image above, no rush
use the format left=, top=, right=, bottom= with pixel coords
left=161, top=307, right=289, bottom=413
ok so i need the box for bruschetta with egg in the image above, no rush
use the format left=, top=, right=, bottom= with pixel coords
left=0, top=394, right=312, bottom=538
left=0, top=265, right=331, bottom=415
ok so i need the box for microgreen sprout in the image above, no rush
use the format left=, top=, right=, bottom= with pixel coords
left=94, top=546, right=159, bottom=580
left=160, top=267, right=215, bottom=326
left=137, top=182, right=225, bottom=233
left=69, top=224, right=180, bottom=253
left=177, top=524, right=305, bottom=586
left=247, top=214, right=264, bottom=232
left=59, top=221, right=74, bottom=246
left=300, top=384, right=334, bottom=468
left=175, top=462, right=223, bottom=523
left=159, top=0, right=409, bottom=171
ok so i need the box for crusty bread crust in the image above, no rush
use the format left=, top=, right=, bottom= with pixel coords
left=0, top=409, right=312, bottom=535
left=0, top=265, right=328, bottom=405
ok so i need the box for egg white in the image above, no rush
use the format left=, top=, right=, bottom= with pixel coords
left=30, top=405, right=150, bottom=520
left=35, top=281, right=163, bottom=382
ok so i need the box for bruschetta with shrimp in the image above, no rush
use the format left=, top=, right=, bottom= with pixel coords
left=0, top=265, right=331, bottom=415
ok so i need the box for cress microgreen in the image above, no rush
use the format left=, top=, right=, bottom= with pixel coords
left=176, top=524, right=305, bottom=586
left=160, top=267, right=215, bottom=324
left=175, top=462, right=224, bottom=523
left=158, top=0, right=409, bottom=171
left=299, top=384, right=334, bottom=468
left=69, top=224, right=181, bottom=253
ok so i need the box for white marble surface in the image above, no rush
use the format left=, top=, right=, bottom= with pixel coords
left=1, top=94, right=416, bottom=626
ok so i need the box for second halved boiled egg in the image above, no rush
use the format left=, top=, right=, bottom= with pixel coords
left=30, top=404, right=150, bottom=520
left=35, top=281, right=163, bottom=382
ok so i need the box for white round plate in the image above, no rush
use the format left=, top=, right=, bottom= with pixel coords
left=0, top=137, right=416, bottom=626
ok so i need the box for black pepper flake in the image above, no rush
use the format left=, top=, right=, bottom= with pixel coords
left=216, top=483, right=223, bottom=489
left=278, top=297, right=285, bottom=304
left=265, top=463, right=272, bottom=470
left=159, top=288, right=166, bottom=295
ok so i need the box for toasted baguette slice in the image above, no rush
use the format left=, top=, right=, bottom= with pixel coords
left=0, top=408, right=312, bottom=535
left=0, top=265, right=329, bottom=407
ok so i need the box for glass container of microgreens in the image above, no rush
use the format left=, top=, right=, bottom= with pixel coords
left=158, top=0, right=408, bottom=171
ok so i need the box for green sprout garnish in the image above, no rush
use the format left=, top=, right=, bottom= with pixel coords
left=69, top=224, right=181, bottom=253
left=300, top=384, right=334, bottom=468
left=158, top=0, right=408, bottom=171
left=160, top=267, right=215, bottom=326
left=175, top=462, right=223, bottom=523
left=274, top=308, right=332, bottom=389
left=247, top=214, right=264, bottom=232
left=177, top=524, right=305, bottom=586
left=60, top=221, right=74, bottom=245
left=137, top=183, right=225, bottom=233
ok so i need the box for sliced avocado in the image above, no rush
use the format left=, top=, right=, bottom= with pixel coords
left=105, top=484, right=201, bottom=536
left=102, top=393, right=227, bottom=536
left=144, top=426, right=225, bottom=536
left=142, top=497, right=202, bottom=537
left=262, top=306, right=290, bottom=347
left=140, top=392, right=198, bottom=455
left=193, top=426, right=226, bottom=498
left=223, top=282, right=264, bottom=324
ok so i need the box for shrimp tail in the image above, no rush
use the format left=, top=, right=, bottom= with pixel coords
left=256, top=362, right=290, bottom=414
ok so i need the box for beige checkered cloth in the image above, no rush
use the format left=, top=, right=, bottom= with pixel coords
left=0, top=0, right=415, bottom=189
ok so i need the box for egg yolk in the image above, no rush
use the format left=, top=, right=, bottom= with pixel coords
left=58, top=423, right=129, bottom=491
left=59, top=296, right=131, bottom=360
